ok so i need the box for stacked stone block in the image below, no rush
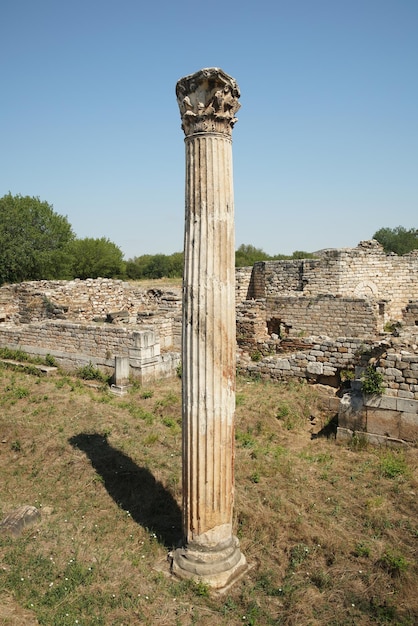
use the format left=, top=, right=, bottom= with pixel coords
left=0, top=320, right=180, bottom=382
left=0, top=279, right=182, bottom=325
left=402, top=301, right=418, bottom=328
left=238, top=337, right=368, bottom=383
left=235, top=267, right=253, bottom=302
left=247, top=242, right=418, bottom=327
left=266, top=295, right=378, bottom=339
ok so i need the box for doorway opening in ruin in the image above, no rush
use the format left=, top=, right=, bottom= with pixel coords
left=267, top=318, right=289, bottom=339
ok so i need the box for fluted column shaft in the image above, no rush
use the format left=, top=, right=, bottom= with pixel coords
left=182, top=131, right=235, bottom=545
left=172, top=68, right=246, bottom=589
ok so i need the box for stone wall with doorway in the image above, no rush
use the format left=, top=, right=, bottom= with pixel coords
left=238, top=241, right=418, bottom=331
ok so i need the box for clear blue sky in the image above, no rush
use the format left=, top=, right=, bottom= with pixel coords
left=2, top=0, right=417, bottom=259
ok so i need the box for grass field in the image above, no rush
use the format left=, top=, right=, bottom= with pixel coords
left=0, top=361, right=417, bottom=625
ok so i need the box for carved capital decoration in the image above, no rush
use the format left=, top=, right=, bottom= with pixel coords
left=176, top=67, right=240, bottom=137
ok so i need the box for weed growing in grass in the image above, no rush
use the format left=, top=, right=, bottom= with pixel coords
left=353, top=541, right=371, bottom=558
left=0, top=347, right=31, bottom=362
left=162, top=416, right=180, bottom=432
left=154, top=391, right=179, bottom=410
left=276, top=400, right=301, bottom=430
left=55, top=376, right=71, bottom=389
left=125, top=402, right=155, bottom=424
left=348, top=431, right=369, bottom=450
left=289, top=543, right=310, bottom=568
left=299, top=450, right=333, bottom=466
left=12, top=386, right=30, bottom=399
left=250, top=470, right=260, bottom=483
left=45, top=353, right=57, bottom=367
left=143, top=433, right=159, bottom=446
left=276, top=401, right=290, bottom=419
left=378, top=549, right=409, bottom=577
left=378, top=450, right=409, bottom=478
left=235, top=392, right=246, bottom=406
left=193, top=580, right=210, bottom=597
left=310, top=569, right=332, bottom=590
left=76, top=362, right=108, bottom=383
left=235, top=429, right=256, bottom=448
left=0, top=348, right=58, bottom=370
left=254, top=569, right=282, bottom=596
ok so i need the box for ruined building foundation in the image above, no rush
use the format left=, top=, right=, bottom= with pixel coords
left=171, top=68, right=247, bottom=588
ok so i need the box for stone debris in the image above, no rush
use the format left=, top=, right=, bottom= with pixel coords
left=0, top=505, right=41, bottom=537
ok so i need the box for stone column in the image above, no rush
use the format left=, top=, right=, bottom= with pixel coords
left=171, top=68, right=247, bottom=589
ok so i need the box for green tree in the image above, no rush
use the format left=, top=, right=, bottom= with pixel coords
left=290, top=250, right=315, bottom=260
left=126, top=252, right=183, bottom=279
left=235, top=244, right=314, bottom=267
left=373, top=226, right=418, bottom=255
left=144, top=254, right=172, bottom=279
left=68, top=237, right=126, bottom=279
left=0, top=193, right=74, bottom=284
left=235, top=244, right=271, bottom=267
left=126, top=260, right=142, bottom=280
left=169, top=251, right=184, bottom=276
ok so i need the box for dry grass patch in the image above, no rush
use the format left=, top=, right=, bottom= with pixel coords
left=0, top=367, right=417, bottom=625
left=129, top=277, right=182, bottom=289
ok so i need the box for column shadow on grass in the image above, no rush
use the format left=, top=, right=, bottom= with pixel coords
left=69, top=433, right=182, bottom=549
left=311, top=414, right=338, bottom=440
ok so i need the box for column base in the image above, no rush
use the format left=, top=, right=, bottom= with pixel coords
left=170, top=536, right=247, bottom=590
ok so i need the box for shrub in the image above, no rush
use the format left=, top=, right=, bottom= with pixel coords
left=362, top=366, right=384, bottom=395
left=76, top=362, right=108, bottom=383
left=45, top=353, right=57, bottom=367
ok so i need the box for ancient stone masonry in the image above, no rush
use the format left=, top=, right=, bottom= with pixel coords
left=0, top=321, right=179, bottom=383
left=0, top=279, right=182, bottom=382
left=338, top=338, right=418, bottom=445
left=235, top=267, right=253, bottom=303
left=1, top=239, right=417, bottom=444
left=0, top=278, right=181, bottom=327
left=237, top=328, right=418, bottom=444
left=402, top=301, right=418, bottom=328
left=238, top=336, right=371, bottom=384
left=237, top=240, right=418, bottom=336
left=235, top=241, right=418, bottom=444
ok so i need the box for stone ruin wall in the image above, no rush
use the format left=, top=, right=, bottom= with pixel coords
left=0, top=321, right=179, bottom=383
left=265, top=296, right=378, bottom=339
left=238, top=331, right=418, bottom=399
left=0, top=242, right=418, bottom=442
left=236, top=241, right=418, bottom=338
left=258, top=241, right=418, bottom=312
left=237, top=331, right=418, bottom=444
left=0, top=279, right=182, bottom=382
left=338, top=345, right=418, bottom=446
left=235, top=241, right=418, bottom=444
left=0, top=278, right=181, bottom=325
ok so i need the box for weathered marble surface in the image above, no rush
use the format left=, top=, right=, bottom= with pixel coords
left=172, top=68, right=246, bottom=588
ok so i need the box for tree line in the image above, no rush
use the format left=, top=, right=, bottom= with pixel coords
left=0, top=194, right=125, bottom=284
left=1, top=193, right=417, bottom=285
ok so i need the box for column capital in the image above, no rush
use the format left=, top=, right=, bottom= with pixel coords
left=176, top=67, right=240, bottom=137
